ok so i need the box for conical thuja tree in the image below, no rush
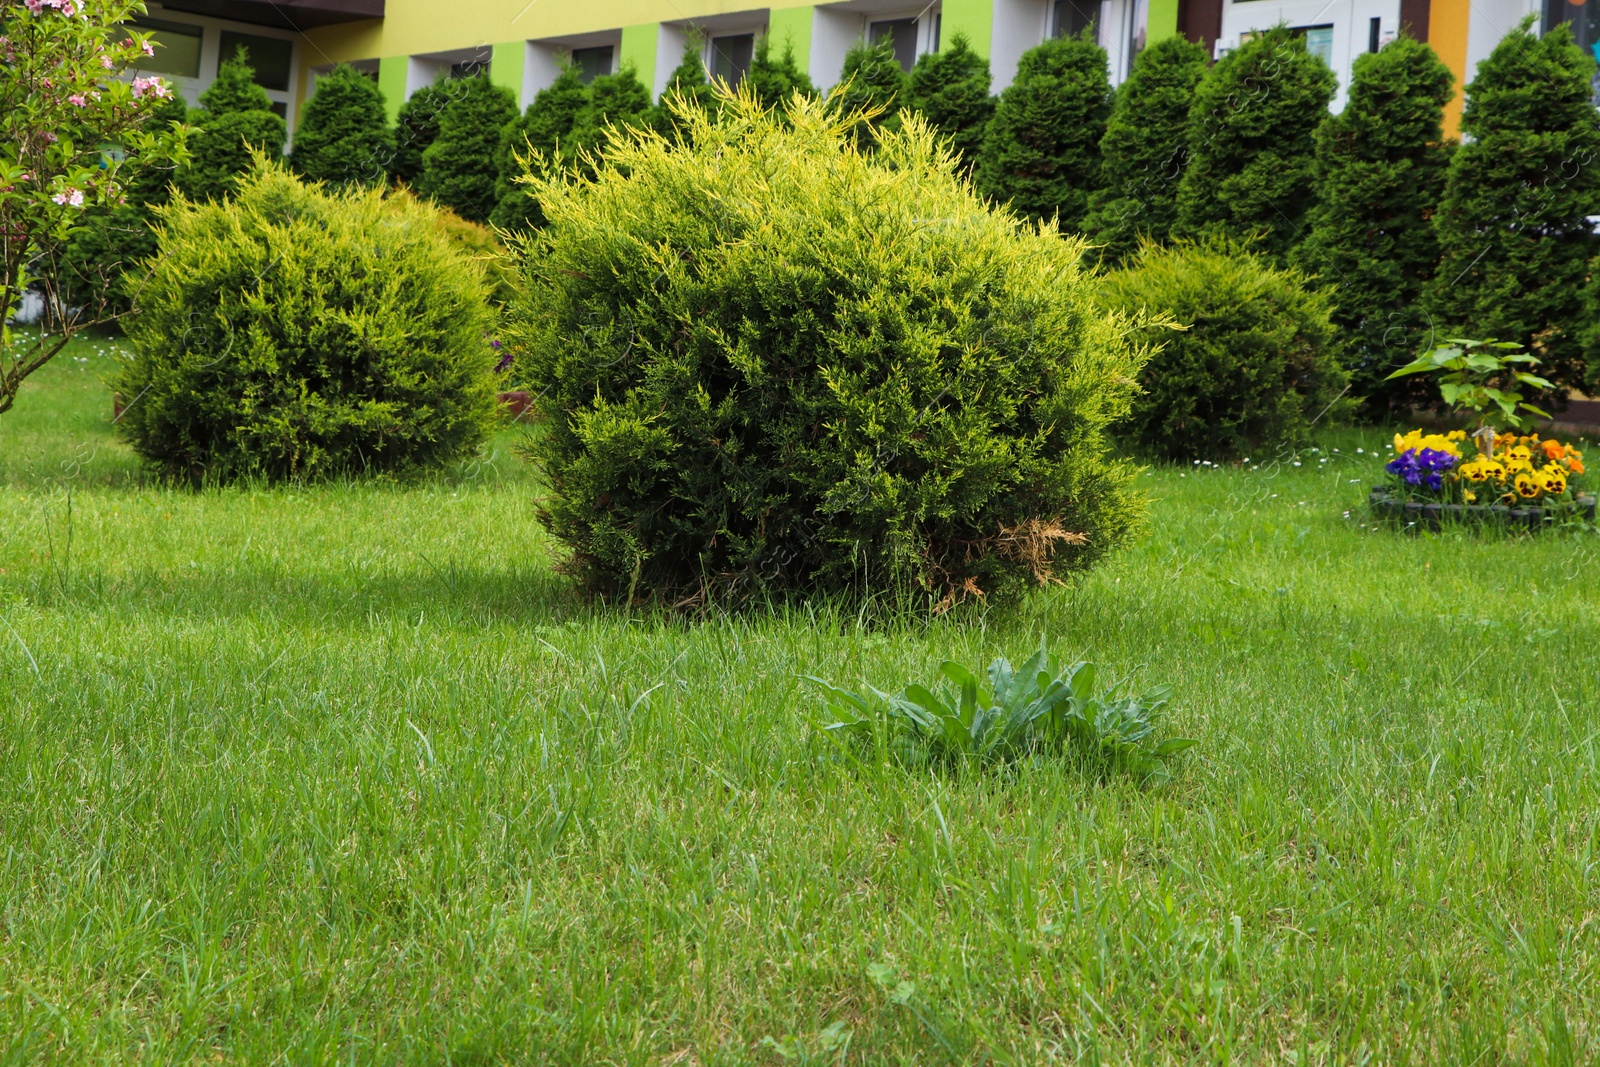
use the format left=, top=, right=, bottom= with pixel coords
left=491, top=64, right=589, bottom=231
left=1292, top=36, right=1453, bottom=416
left=906, top=33, right=994, bottom=172
left=391, top=78, right=449, bottom=186
left=975, top=32, right=1111, bottom=231
left=290, top=63, right=394, bottom=187
left=1081, top=34, right=1207, bottom=263
left=1173, top=26, right=1336, bottom=262
left=830, top=37, right=910, bottom=149
left=418, top=73, right=518, bottom=224
left=745, top=34, right=816, bottom=109
left=567, top=63, right=653, bottom=172
left=1424, top=18, right=1600, bottom=394
left=177, top=47, right=287, bottom=201
left=651, top=36, right=719, bottom=135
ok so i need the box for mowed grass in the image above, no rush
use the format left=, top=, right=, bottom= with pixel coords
left=3, top=335, right=1600, bottom=1066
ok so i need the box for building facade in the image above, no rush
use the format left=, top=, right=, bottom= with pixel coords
left=135, top=0, right=1599, bottom=139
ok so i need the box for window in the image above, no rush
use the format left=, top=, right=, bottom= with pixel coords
left=218, top=30, right=293, bottom=92
left=128, top=17, right=202, bottom=79
left=869, top=18, right=919, bottom=72
left=1293, top=24, right=1335, bottom=68
left=1053, top=0, right=1098, bottom=38
left=450, top=59, right=489, bottom=79
left=1546, top=0, right=1600, bottom=67
left=572, top=45, right=614, bottom=84
left=709, top=34, right=754, bottom=86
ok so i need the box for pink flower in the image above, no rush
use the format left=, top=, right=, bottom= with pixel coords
left=100, top=55, right=113, bottom=69
left=51, top=188, right=85, bottom=208
left=142, top=41, right=155, bottom=57
left=68, top=93, right=86, bottom=106
left=24, top=0, right=44, bottom=13
left=130, top=76, right=169, bottom=99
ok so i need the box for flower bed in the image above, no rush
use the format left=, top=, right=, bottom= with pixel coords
left=1371, top=429, right=1594, bottom=527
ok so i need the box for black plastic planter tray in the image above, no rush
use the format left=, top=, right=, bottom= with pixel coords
left=1369, top=487, right=1597, bottom=528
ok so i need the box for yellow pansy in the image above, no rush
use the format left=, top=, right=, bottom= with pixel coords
left=1537, top=467, right=1567, bottom=495
left=1394, top=429, right=1462, bottom=458
left=1515, top=472, right=1540, bottom=498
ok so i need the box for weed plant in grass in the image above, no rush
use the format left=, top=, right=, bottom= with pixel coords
left=3, top=340, right=1600, bottom=1062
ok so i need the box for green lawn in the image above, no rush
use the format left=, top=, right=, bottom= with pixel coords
left=3, top=336, right=1599, bottom=1065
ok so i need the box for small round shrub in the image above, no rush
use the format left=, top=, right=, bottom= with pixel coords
left=1100, top=239, right=1348, bottom=461
left=505, top=92, right=1151, bottom=608
left=116, top=163, right=499, bottom=482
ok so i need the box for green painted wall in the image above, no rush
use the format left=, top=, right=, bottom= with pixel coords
left=768, top=5, right=813, bottom=71
left=377, top=54, right=408, bottom=122
left=940, top=0, right=994, bottom=57
left=619, top=23, right=658, bottom=94
left=1146, top=0, right=1180, bottom=43
left=490, top=40, right=525, bottom=105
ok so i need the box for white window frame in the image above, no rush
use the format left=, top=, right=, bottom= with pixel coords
left=140, top=2, right=301, bottom=133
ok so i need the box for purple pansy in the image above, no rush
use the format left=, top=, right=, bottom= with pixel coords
left=1386, top=447, right=1457, bottom=489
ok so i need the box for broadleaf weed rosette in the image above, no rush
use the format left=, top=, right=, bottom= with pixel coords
left=1383, top=428, right=1587, bottom=509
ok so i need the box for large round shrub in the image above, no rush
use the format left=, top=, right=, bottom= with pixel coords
left=505, top=94, right=1150, bottom=607
left=1100, top=239, right=1348, bottom=461
left=116, top=164, right=499, bottom=481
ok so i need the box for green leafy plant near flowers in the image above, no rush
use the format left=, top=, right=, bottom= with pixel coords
left=810, top=646, right=1195, bottom=781
left=1385, top=337, right=1553, bottom=430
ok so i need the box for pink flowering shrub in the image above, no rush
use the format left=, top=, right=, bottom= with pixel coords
left=1, top=0, right=188, bottom=416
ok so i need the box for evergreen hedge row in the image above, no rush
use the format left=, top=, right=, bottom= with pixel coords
left=906, top=33, right=994, bottom=172
left=830, top=38, right=909, bottom=149
left=92, top=22, right=1600, bottom=417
